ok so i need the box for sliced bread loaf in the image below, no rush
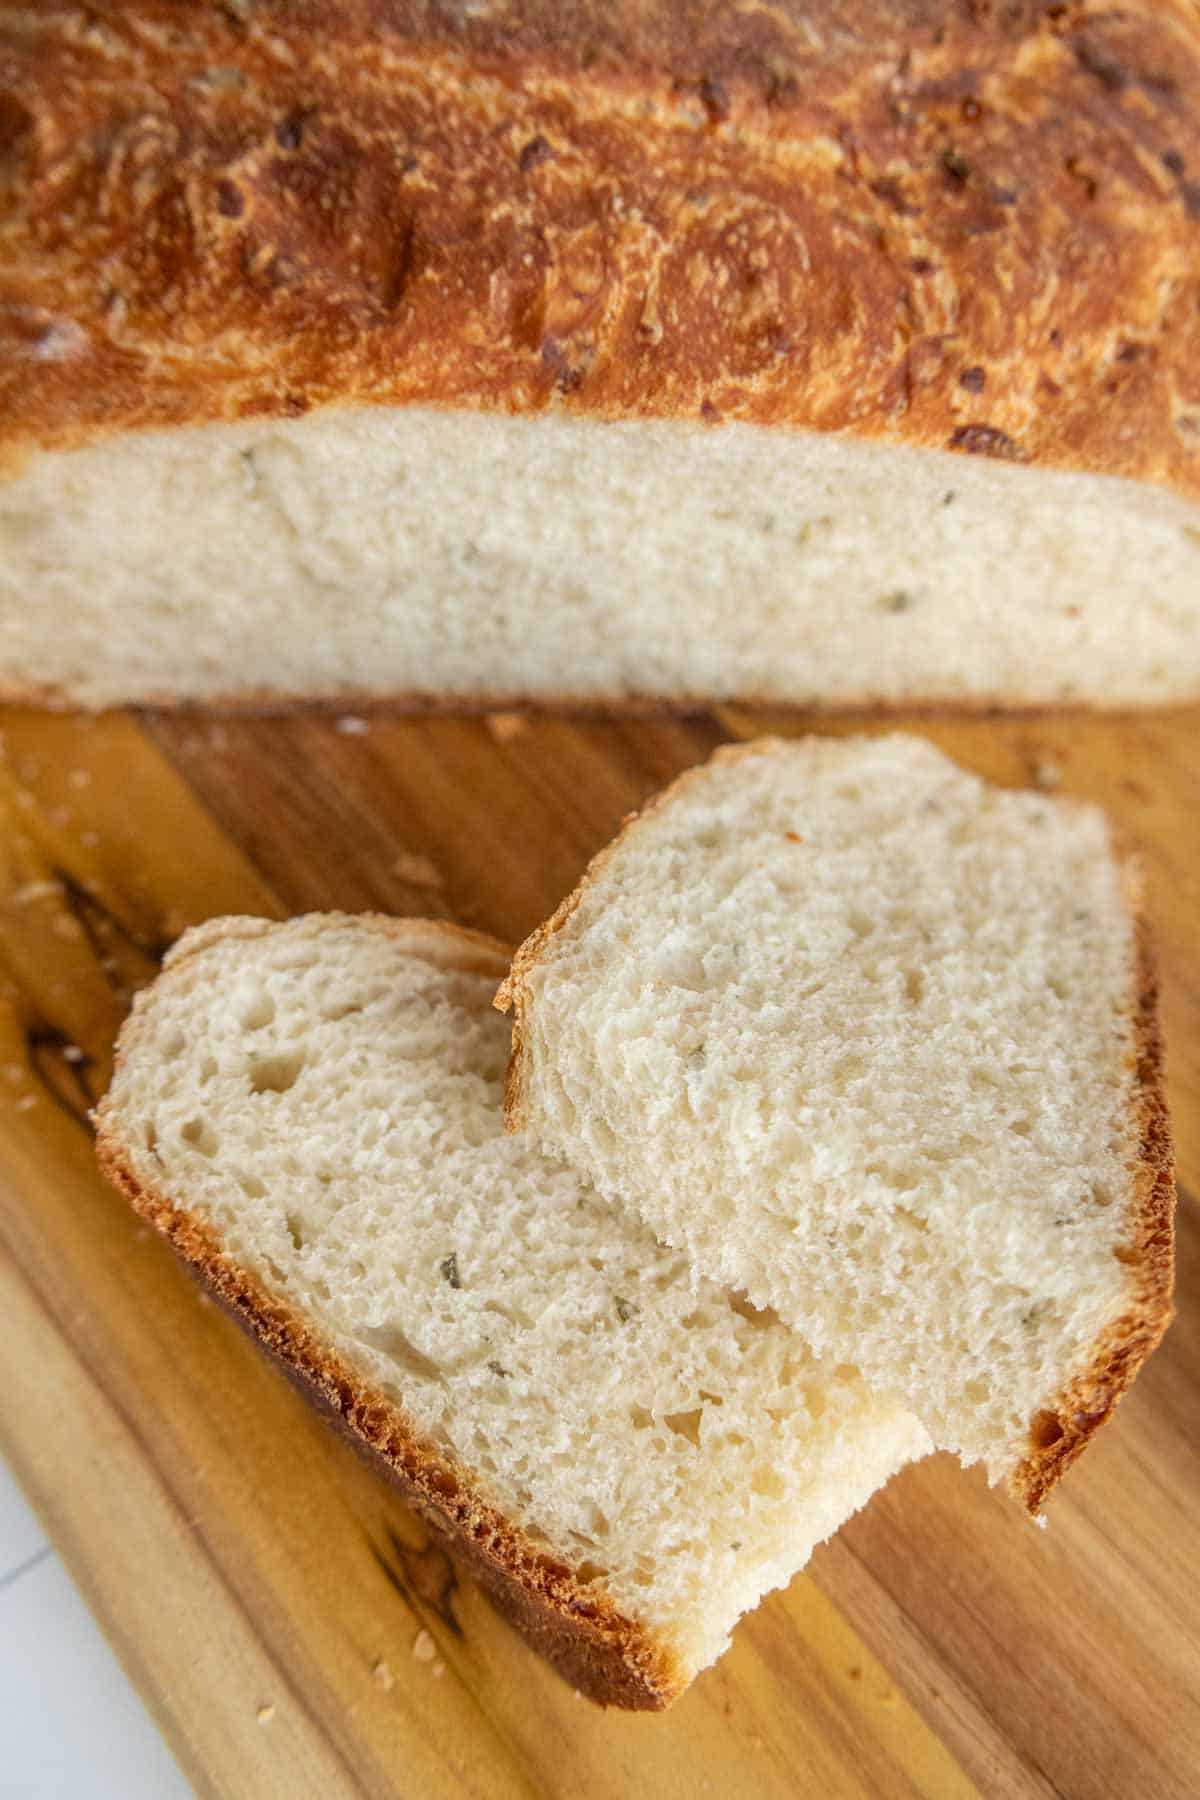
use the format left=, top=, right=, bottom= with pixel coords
left=94, top=914, right=929, bottom=1708
left=5, top=3, right=1200, bottom=708
left=499, top=736, right=1175, bottom=1512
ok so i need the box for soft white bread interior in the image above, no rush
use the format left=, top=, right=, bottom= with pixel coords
left=4, top=406, right=1200, bottom=709
left=94, top=913, right=928, bottom=1708
left=499, top=736, right=1174, bottom=1512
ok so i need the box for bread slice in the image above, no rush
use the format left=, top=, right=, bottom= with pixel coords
left=5, top=2, right=1200, bottom=709
left=499, top=736, right=1175, bottom=1513
left=4, top=409, right=1199, bottom=711
left=94, top=914, right=929, bottom=1709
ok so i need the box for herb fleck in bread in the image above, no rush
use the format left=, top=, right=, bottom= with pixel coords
left=499, top=736, right=1175, bottom=1512
left=95, top=913, right=928, bottom=1708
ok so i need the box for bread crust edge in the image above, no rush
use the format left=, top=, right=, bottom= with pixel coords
left=94, top=914, right=687, bottom=1711
left=1008, top=895, right=1175, bottom=1511
left=7, top=4, right=1200, bottom=506
left=4, top=680, right=1200, bottom=717
left=496, top=737, right=1177, bottom=1515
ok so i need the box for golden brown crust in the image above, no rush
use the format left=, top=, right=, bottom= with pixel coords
left=3, top=2, right=1200, bottom=498
left=95, top=916, right=685, bottom=1711
left=5, top=674, right=1200, bottom=721
left=1009, top=894, right=1176, bottom=1511
left=161, top=910, right=518, bottom=983
left=497, top=737, right=1176, bottom=1514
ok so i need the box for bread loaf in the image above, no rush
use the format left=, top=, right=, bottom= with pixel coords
left=499, top=735, right=1175, bottom=1513
left=3, top=2, right=1199, bottom=708
left=95, top=913, right=929, bottom=1708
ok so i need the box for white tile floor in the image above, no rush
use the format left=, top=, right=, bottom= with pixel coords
left=0, top=1460, right=191, bottom=1798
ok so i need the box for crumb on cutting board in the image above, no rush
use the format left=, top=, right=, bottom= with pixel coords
left=485, top=712, right=528, bottom=742
left=392, top=852, right=444, bottom=889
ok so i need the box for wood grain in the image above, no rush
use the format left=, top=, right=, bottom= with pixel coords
left=0, top=705, right=1196, bottom=1799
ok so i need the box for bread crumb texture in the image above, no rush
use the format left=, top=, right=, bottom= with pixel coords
left=95, top=914, right=927, bottom=1686
left=505, top=736, right=1174, bottom=1496
left=2, top=408, right=1198, bottom=708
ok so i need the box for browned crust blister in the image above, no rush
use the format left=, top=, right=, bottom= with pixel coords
left=497, top=740, right=1176, bottom=1515
left=3, top=2, right=1200, bottom=503
left=94, top=916, right=685, bottom=1711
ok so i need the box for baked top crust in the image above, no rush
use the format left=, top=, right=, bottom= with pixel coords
left=2, top=1, right=1199, bottom=496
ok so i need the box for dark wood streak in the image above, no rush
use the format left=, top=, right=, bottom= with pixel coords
left=54, top=866, right=170, bottom=982
left=13, top=866, right=169, bottom=1129
left=371, top=1522, right=464, bottom=1639
left=25, top=1022, right=99, bottom=1134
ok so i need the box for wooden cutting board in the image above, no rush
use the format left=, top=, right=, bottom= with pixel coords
left=0, top=704, right=1196, bottom=1800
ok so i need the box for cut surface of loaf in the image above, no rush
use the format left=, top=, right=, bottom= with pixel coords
left=94, top=914, right=929, bottom=1707
left=499, top=736, right=1175, bottom=1511
left=4, top=0, right=1200, bottom=709
left=4, top=408, right=1199, bottom=710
